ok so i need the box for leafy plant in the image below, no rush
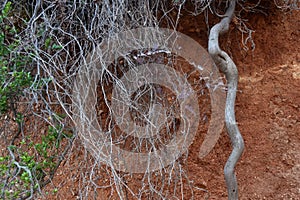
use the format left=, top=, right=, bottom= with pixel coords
left=0, top=1, right=33, bottom=114
left=0, top=2, right=74, bottom=199
left=0, top=123, right=73, bottom=199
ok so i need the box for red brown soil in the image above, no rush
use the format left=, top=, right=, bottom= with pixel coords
left=40, top=6, right=300, bottom=200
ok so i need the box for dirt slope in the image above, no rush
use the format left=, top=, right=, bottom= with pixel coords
left=41, top=7, right=300, bottom=200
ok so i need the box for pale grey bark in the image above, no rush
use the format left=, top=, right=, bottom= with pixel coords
left=208, top=1, right=244, bottom=199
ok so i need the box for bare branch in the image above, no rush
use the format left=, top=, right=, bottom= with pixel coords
left=208, top=0, right=244, bottom=199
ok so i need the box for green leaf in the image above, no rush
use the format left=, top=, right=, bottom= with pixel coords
left=51, top=44, right=63, bottom=50
left=1, top=2, right=12, bottom=18
left=45, top=37, right=51, bottom=49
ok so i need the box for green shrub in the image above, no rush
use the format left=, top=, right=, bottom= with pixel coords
left=0, top=123, right=73, bottom=199
left=0, top=1, right=33, bottom=114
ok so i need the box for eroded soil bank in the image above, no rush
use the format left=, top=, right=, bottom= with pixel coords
left=42, top=6, right=299, bottom=200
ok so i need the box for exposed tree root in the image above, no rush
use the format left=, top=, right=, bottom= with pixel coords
left=208, top=0, right=244, bottom=199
